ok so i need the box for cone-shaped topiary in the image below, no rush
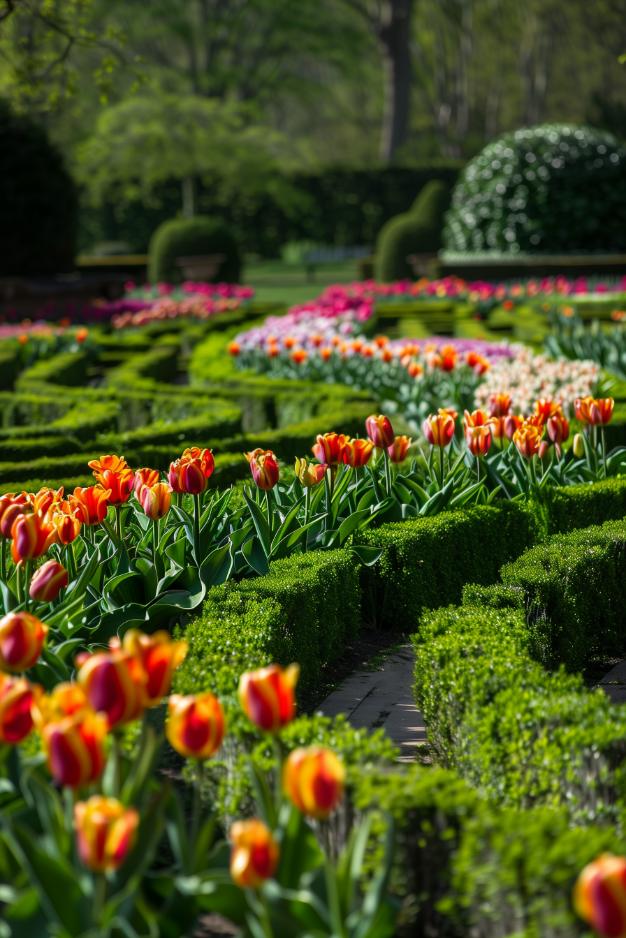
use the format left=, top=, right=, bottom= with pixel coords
left=443, top=124, right=626, bottom=256
left=0, top=101, right=78, bottom=276
left=148, top=216, right=241, bottom=283
left=375, top=180, right=451, bottom=281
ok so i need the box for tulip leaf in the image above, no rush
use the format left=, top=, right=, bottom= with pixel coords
left=199, top=543, right=233, bottom=588
left=242, top=490, right=272, bottom=556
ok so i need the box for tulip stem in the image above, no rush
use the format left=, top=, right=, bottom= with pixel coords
left=438, top=445, right=445, bottom=488
left=0, top=537, right=6, bottom=583
left=193, top=494, right=201, bottom=563
left=325, top=468, right=334, bottom=532
left=303, top=488, right=310, bottom=552
left=476, top=456, right=481, bottom=485
left=23, top=560, right=32, bottom=610
left=115, top=506, right=123, bottom=544
left=93, top=874, right=107, bottom=927
left=324, top=850, right=347, bottom=938
left=264, top=490, right=273, bottom=538
left=383, top=450, right=392, bottom=496
left=601, top=428, right=608, bottom=479
left=65, top=545, right=76, bottom=584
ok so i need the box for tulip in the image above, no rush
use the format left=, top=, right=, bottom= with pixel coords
left=574, top=854, right=626, bottom=938
left=31, top=487, right=64, bottom=515
left=138, top=482, right=171, bottom=520
left=168, top=448, right=215, bottom=495
left=513, top=423, right=542, bottom=459
left=114, top=630, right=187, bottom=706
left=88, top=455, right=135, bottom=506
left=465, top=425, right=492, bottom=457
left=0, top=494, right=29, bottom=540
left=574, top=396, right=594, bottom=424
left=387, top=435, right=412, bottom=463
left=32, top=682, right=90, bottom=727
left=245, top=448, right=280, bottom=491
left=311, top=433, right=348, bottom=466
left=229, top=819, right=279, bottom=889
left=534, top=398, right=562, bottom=423
left=51, top=502, right=81, bottom=544
left=283, top=746, right=345, bottom=819
left=538, top=440, right=550, bottom=460
left=133, top=468, right=160, bottom=495
left=10, top=511, right=57, bottom=563
left=589, top=398, right=615, bottom=426
left=239, top=663, right=299, bottom=732
left=463, top=409, right=490, bottom=430
left=547, top=413, right=570, bottom=446
left=0, top=672, right=34, bottom=743
left=365, top=414, right=395, bottom=449
left=166, top=692, right=225, bottom=759
left=0, top=611, right=48, bottom=671
left=422, top=412, right=455, bottom=448
left=76, top=648, right=146, bottom=727
left=74, top=796, right=139, bottom=873
left=294, top=458, right=325, bottom=487
left=488, top=393, right=512, bottom=417
left=42, top=711, right=108, bottom=788
left=573, top=432, right=586, bottom=458
left=465, top=350, right=489, bottom=375
left=504, top=414, right=523, bottom=440
left=70, top=485, right=111, bottom=525
left=342, top=438, right=374, bottom=468
left=29, top=559, right=68, bottom=603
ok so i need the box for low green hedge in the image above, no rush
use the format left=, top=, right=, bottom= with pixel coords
left=15, top=350, right=90, bottom=392
left=536, top=476, right=626, bottom=533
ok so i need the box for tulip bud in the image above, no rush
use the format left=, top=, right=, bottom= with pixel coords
left=0, top=611, right=48, bottom=671
left=538, top=440, right=550, bottom=460
left=74, top=796, right=139, bottom=872
left=589, top=398, right=615, bottom=426
left=166, top=692, right=225, bottom=759
left=575, top=854, right=626, bottom=938
left=138, top=482, right=171, bottom=520
left=0, top=672, right=34, bottom=743
left=116, top=630, right=187, bottom=706
left=42, top=711, right=108, bottom=788
left=283, top=746, right=345, bottom=819
left=387, top=435, right=412, bottom=463
left=547, top=413, right=570, bottom=445
left=311, top=433, right=348, bottom=466
left=244, top=449, right=280, bottom=490
left=365, top=414, right=395, bottom=448
left=229, top=819, right=279, bottom=889
left=573, top=432, right=586, bottom=458
left=29, top=559, right=68, bottom=603
left=239, top=663, right=299, bottom=732
left=342, top=438, right=374, bottom=468
left=77, top=649, right=146, bottom=727
left=294, top=458, right=325, bottom=487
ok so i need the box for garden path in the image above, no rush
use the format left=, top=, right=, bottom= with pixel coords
left=319, top=644, right=426, bottom=763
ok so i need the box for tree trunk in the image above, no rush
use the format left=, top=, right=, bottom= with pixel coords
left=378, top=0, right=413, bottom=162
left=182, top=175, right=196, bottom=217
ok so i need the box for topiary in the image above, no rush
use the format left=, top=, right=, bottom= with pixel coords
left=375, top=180, right=451, bottom=281
left=0, top=101, right=78, bottom=276
left=148, top=216, right=241, bottom=283
left=443, top=124, right=626, bottom=256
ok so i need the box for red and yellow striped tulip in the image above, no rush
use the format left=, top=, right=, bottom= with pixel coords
left=342, top=438, right=374, bottom=468
left=0, top=494, right=29, bottom=539
left=133, top=467, right=160, bottom=495
left=238, top=663, right=299, bottom=732
left=504, top=414, right=523, bottom=440
left=463, top=409, right=490, bottom=429
left=574, top=854, right=626, bottom=938
left=547, top=412, right=570, bottom=446
left=283, top=746, right=345, bottom=819
left=245, top=448, right=280, bottom=491
left=10, top=511, right=57, bottom=563
left=32, top=682, right=90, bottom=727
left=465, top=425, right=492, bottom=457
left=70, top=485, right=111, bottom=525
left=166, top=692, right=225, bottom=759
left=575, top=397, right=614, bottom=426
left=31, top=487, right=64, bottom=515
left=74, top=796, right=139, bottom=873
left=294, top=458, right=325, bottom=487
left=534, top=398, right=562, bottom=423
left=114, top=630, right=187, bottom=706
left=387, top=435, right=412, bottom=463
left=41, top=711, right=107, bottom=788
left=422, top=411, right=455, bottom=448
left=138, top=482, right=171, bottom=520
left=88, top=455, right=135, bottom=505
left=229, top=819, right=279, bottom=889
left=51, top=502, right=81, bottom=544
left=0, top=611, right=48, bottom=671
left=0, top=672, right=34, bottom=743
left=76, top=648, right=146, bottom=727
left=29, top=559, right=68, bottom=603
left=365, top=414, right=395, bottom=449
left=513, top=423, right=543, bottom=459
left=311, top=432, right=348, bottom=466
left=168, top=448, right=215, bottom=495
left=488, top=393, right=512, bottom=417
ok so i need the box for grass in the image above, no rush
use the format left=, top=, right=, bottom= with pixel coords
left=244, top=258, right=360, bottom=305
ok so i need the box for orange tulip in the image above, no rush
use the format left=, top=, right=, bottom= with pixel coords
left=10, top=511, right=57, bottom=563
left=30, top=487, right=64, bottom=515
left=169, top=448, right=215, bottom=494
left=70, top=485, right=111, bottom=525
left=74, top=796, right=139, bottom=872
left=387, top=435, right=412, bottom=463
left=29, top=559, right=68, bottom=603
left=239, top=663, right=299, bottom=732
left=513, top=423, right=542, bottom=459
left=574, top=854, right=626, bottom=938
left=133, top=468, right=160, bottom=495
left=166, top=692, right=225, bottom=759
left=245, top=449, right=280, bottom=490
left=534, top=398, right=562, bottom=423
left=465, top=350, right=489, bottom=375
left=465, top=425, right=492, bottom=457
left=138, top=482, right=171, bottom=520
left=575, top=396, right=614, bottom=426
left=88, top=455, right=135, bottom=506
left=0, top=672, right=34, bottom=743
left=0, top=494, right=29, bottom=539
left=463, top=409, right=490, bottom=429
left=488, top=393, right=512, bottom=417
left=504, top=414, right=523, bottom=440
left=342, top=438, right=374, bottom=468
left=283, top=746, right=345, bottom=819
left=114, top=630, right=187, bottom=706
left=365, top=414, right=395, bottom=449
left=422, top=411, right=455, bottom=448
left=32, top=682, right=91, bottom=727
left=229, top=819, right=279, bottom=889
left=51, top=502, right=81, bottom=544
left=294, top=458, right=325, bottom=487
left=311, top=432, right=348, bottom=466
left=76, top=648, right=146, bottom=727
left=41, top=711, right=107, bottom=788
left=0, top=611, right=48, bottom=671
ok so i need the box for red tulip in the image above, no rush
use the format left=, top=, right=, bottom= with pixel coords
left=311, top=433, right=348, bottom=466
left=229, top=819, right=279, bottom=889
left=76, top=648, right=146, bottom=728
left=239, top=663, right=299, bottom=732
left=465, top=425, right=492, bottom=457
left=245, top=449, right=280, bottom=490
left=387, top=435, right=412, bottom=463
left=166, top=692, right=225, bottom=759
left=10, top=511, right=57, bottom=563
left=283, top=746, right=345, bottom=819
left=0, top=611, right=48, bottom=671
left=70, top=485, right=111, bottom=525
left=575, top=854, right=626, bottom=938
left=29, top=560, right=68, bottom=602
left=342, top=438, right=374, bottom=468
left=422, top=411, right=455, bottom=448
left=74, top=796, right=139, bottom=872
left=365, top=414, right=395, bottom=448
left=0, top=672, right=34, bottom=743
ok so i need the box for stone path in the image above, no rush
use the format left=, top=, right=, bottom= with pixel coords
left=598, top=659, right=626, bottom=703
left=319, top=643, right=426, bottom=762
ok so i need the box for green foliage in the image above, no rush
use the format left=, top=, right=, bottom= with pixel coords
left=148, top=215, right=241, bottom=284
left=375, top=180, right=452, bottom=281
left=444, top=124, right=626, bottom=255
left=0, top=101, right=78, bottom=275
left=537, top=476, right=626, bottom=534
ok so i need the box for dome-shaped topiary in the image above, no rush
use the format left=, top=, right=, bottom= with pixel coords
left=375, top=180, right=451, bottom=281
left=443, top=124, right=626, bottom=255
left=148, top=216, right=241, bottom=284
left=0, top=101, right=78, bottom=276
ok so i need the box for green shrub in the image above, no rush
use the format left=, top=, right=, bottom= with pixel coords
left=375, top=180, right=451, bottom=281
left=538, top=476, right=626, bottom=534
left=15, top=351, right=89, bottom=393
left=444, top=124, right=626, bottom=256
left=0, top=100, right=77, bottom=275
left=360, top=502, right=536, bottom=630
left=148, top=216, right=241, bottom=284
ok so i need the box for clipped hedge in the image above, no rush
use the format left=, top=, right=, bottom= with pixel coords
left=148, top=216, right=241, bottom=284
left=375, top=179, right=451, bottom=281
left=536, top=476, right=626, bottom=533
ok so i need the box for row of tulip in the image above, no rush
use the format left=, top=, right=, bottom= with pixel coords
left=0, top=621, right=394, bottom=937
